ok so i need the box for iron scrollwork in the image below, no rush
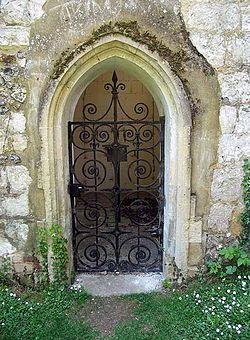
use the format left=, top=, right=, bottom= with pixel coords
left=68, top=71, right=165, bottom=273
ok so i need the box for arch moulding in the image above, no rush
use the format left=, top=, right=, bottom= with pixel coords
left=39, top=35, right=192, bottom=278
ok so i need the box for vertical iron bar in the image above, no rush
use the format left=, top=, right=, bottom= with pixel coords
left=136, top=131, right=140, bottom=267
left=92, top=125, right=99, bottom=269
left=112, top=71, right=120, bottom=269
left=68, top=122, right=77, bottom=271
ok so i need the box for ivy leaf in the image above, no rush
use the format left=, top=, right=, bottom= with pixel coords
left=225, top=266, right=237, bottom=275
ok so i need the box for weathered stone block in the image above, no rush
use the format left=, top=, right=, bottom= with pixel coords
left=230, top=206, right=243, bottom=237
left=208, top=203, right=233, bottom=233
left=9, top=112, right=26, bottom=134
left=211, top=166, right=243, bottom=203
left=185, top=3, right=240, bottom=31
left=189, top=219, right=202, bottom=243
left=0, top=168, right=8, bottom=195
left=219, top=134, right=250, bottom=163
left=189, top=32, right=225, bottom=67
left=219, top=71, right=250, bottom=104
left=188, top=242, right=203, bottom=266
left=226, top=34, right=250, bottom=66
left=6, top=165, right=31, bottom=195
left=28, top=0, right=46, bottom=21
left=0, top=27, right=30, bottom=46
left=235, top=105, right=250, bottom=134
left=0, top=0, right=45, bottom=24
left=0, top=235, right=16, bottom=256
left=219, top=106, right=237, bottom=133
left=242, top=5, right=250, bottom=32
left=5, top=221, right=29, bottom=249
left=12, top=134, right=27, bottom=152
left=1, top=193, right=29, bottom=217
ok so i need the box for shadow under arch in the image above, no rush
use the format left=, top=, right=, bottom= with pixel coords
left=39, top=36, right=192, bottom=277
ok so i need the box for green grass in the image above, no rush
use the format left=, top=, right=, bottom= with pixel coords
left=0, top=276, right=249, bottom=339
left=0, top=285, right=96, bottom=340
left=112, top=276, right=250, bottom=340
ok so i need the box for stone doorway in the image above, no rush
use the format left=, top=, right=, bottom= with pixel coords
left=68, top=70, right=165, bottom=273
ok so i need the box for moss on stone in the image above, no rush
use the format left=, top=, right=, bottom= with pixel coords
left=50, top=20, right=216, bottom=120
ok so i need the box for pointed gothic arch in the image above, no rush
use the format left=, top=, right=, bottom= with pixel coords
left=39, top=36, right=192, bottom=277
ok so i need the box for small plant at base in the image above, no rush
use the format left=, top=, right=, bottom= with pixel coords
left=0, top=256, right=12, bottom=284
left=162, top=279, right=173, bottom=289
left=49, top=224, right=69, bottom=284
left=207, top=245, right=250, bottom=278
left=240, top=159, right=250, bottom=250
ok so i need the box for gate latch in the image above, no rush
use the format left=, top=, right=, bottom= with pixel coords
left=68, top=184, right=82, bottom=197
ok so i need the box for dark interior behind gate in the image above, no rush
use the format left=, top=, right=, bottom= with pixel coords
left=68, top=71, right=165, bottom=273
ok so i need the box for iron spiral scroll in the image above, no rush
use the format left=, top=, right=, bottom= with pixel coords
left=68, top=71, right=165, bottom=273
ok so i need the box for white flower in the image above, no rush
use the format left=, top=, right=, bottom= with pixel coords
left=216, top=328, right=220, bottom=333
left=218, top=287, right=221, bottom=290
left=222, top=297, right=226, bottom=301
left=238, top=324, right=242, bottom=328
left=2, top=302, right=4, bottom=305
left=242, top=281, right=246, bottom=287
left=240, top=310, right=244, bottom=313
left=179, top=297, right=182, bottom=300
left=196, top=294, right=200, bottom=298
left=238, top=275, right=242, bottom=279
left=233, top=291, right=236, bottom=295
left=211, top=297, right=215, bottom=301
left=1, top=323, right=4, bottom=326
left=25, top=302, right=28, bottom=305
left=228, top=325, right=231, bottom=329
left=237, top=330, right=241, bottom=334
left=227, top=289, right=230, bottom=293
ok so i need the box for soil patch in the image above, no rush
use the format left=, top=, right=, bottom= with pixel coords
left=74, top=296, right=138, bottom=337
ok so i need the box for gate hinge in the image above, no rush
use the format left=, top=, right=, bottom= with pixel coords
left=68, top=184, right=82, bottom=197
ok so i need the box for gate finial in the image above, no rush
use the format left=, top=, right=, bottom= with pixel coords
left=112, top=70, right=118, bottom=85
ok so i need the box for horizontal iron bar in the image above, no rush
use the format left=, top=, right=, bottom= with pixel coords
left=69, top=120, right=162, bottom=126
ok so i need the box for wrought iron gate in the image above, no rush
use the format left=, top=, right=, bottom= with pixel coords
left=68, top=71, right=165, bottom=273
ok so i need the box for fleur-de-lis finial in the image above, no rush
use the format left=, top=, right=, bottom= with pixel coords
left=112, top=70, right=118, bottom=86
